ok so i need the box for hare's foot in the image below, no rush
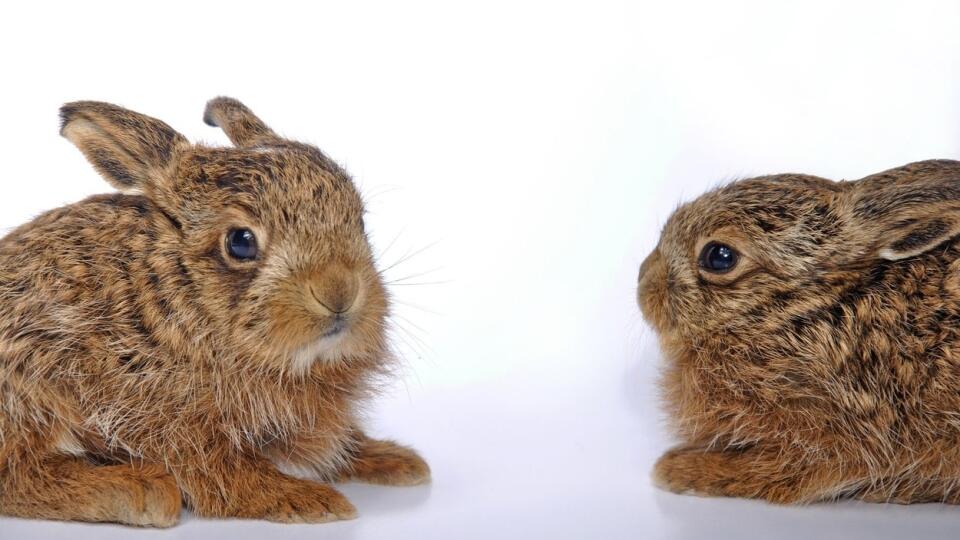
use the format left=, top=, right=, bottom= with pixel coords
left=0, top=456, right=180, bottom=527
left=177, top=454, right=356, bottom=523
left=257, top=479, right=357, bottom=523
left=857, top=478, right=960, bottom=504
left=654, top=446, right=844, bottom=504
left=339, top=435, right=431, bottom=486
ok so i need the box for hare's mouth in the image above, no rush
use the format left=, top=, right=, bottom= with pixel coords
left=289, top=329, right=350, bottom=373
left=284, top=312, right=361, bottom=373
left=320, top=316, right=349, bottom=338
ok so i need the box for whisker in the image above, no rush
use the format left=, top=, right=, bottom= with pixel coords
left=377, top=241, right=440, bottom=276
left=391, top=299, right=442, bottom=315
left=390, top=314, right=433, bottom=353
left=389, top=323, right=431, bottom=360
left=374, top=227, right=406, bottom=264
left=384, top=266, right=445, bottom=284
left=361, top=184, right=404, bottom=204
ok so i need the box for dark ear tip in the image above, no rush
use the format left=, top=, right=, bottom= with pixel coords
left=202, top=107, right=218, bottom=127
left=58, top=110, right=72, bottom=136
left=58, top=101, right=119, bottom=136
left=58, top=102, right=83, bottom=135
left=203, top=96, right=244, bottom=127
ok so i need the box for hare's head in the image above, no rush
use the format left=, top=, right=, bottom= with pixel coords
left=638, top=161, right=960, bottom=348
left=61, top=98, right=387, bottom=373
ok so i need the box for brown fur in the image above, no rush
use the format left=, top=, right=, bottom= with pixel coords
left=638, top=160, right=960, bottom=504
left=0, top=98, right=429, bottom=527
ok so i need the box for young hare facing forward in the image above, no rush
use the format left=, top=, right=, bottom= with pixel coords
left=0, top=99, right=429, bottom=527
left=639, top=160, right=960, bottom=504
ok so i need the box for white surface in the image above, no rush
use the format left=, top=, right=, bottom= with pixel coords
left=3, top=1, right=960, bottom=538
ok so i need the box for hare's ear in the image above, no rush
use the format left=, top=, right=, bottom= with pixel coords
left=854, top=161, right=960, bottom=261
left=60, top=101, right=188, bottom=193
left=203, top=96, right=278, bottom=147
left=877, top=215, right=960, bottom=261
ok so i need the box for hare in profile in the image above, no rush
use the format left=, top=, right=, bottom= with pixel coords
left=0, top=98, right=429, bottom=527
left=639, top=160, right=960, bottom=504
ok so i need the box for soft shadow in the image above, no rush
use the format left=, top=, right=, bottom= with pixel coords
left=337, top=482, right=433, bottom=517
left=651, top=489, right=960, bottom=540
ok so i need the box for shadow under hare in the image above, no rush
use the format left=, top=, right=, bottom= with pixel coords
left=0, top=98, right=429, bottom=527
left=639, top=159, right=960, bottom=504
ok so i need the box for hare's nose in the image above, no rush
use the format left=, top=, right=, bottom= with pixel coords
left=309, top=265, right=360, bottom=315
left=638, top=248, right=660, bottom=283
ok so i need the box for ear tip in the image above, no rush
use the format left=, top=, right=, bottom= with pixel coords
left=203, top=96, right=244, bottom=127
left=58, top=101, right=84, bottom=135
left=58, top=100, right=115, bottom=136
left=202, top=106, right=219, bottom=127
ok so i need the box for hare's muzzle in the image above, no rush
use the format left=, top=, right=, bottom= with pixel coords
left=306, top=263, right=362, bottom=321
left=637, top=248, right=667, bottom=329
left=638, top=249, right=658, bottom=285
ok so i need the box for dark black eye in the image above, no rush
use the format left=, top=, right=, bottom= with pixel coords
left=226, top=228, right=258, bottom=260
left=699, top=242, right=738, bottom=273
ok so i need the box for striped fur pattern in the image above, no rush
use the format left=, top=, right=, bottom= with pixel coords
left=0, top=98, right=429, bottom=527
left=638, top=160, right=960, bottom=504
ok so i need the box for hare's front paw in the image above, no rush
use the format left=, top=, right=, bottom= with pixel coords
left=653, top=446, right=769, bottom=499
left=653, top=446, right=828, bottom=504
left=264, top=480, right=357, bottom=523
left=343, top=438, right=431, bottom=486
left=653, top=447, right=711, bottom=496
left=109, top=463, right=182, bottom=528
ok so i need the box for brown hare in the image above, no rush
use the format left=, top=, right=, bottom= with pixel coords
left=639, top=160, right=960, bottom=504
left=0, top=98, right=429, bottom=527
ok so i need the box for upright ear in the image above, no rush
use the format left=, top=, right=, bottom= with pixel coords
left=853, top=161, right=960, bottom=261
left=60, top=101, right=188, bottom=193
left=203, top=96, right=278, bottom=147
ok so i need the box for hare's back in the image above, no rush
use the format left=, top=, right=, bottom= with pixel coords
left=0, top=194, right=163, bottom=362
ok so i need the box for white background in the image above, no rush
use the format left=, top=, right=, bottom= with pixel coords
left=3, top=1, right=960, bottom=538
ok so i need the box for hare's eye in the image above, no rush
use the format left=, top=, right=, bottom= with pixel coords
left=699, top=242, right=738, bottom=273
left=226, top=228, right=258, bottom=260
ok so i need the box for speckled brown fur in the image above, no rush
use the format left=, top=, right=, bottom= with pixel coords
left=0, top=98, right=429, bottom=527
left=639, top=160, right=960, bottom=504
